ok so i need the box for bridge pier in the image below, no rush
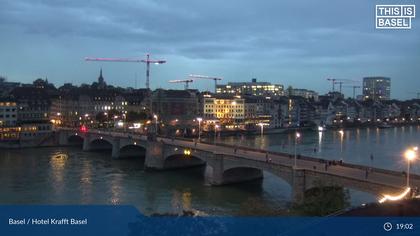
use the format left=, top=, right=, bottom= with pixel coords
left=204, top=154, right=224, bottom=185
left=291, top=169, right=306, bottom=204
left=111, top=138, right=120, bottom=159
left=144, top=141, right=165, bottom=170
left=82, top=135, right=91, bottom=151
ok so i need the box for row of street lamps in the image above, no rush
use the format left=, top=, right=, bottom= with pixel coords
left=153, top=115, right=205, bottom=140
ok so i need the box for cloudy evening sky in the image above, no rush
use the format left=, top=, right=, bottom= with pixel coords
left=0, top=0, right=419, bottom=99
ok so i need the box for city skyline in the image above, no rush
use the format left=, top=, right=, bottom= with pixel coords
left=0, top=0, right=419, bottom=99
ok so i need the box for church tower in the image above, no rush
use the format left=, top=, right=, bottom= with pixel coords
left=97, top=68, right=106, bottom=89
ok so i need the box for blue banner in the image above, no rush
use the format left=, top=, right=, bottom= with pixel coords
left=1, top=205, right=420, bottom=236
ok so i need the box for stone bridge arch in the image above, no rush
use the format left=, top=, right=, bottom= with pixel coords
left=88, top=137, right=114, bottom=151
left=119, top=144, right=147, bottom=159
left=221, top=167, right=264, bottom=185
left=161, top=145, right=210, bottom=169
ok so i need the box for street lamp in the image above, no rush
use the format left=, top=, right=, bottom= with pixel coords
left=197, top=117, right=202, bottom=141
left=404, top=148, right=417, bottom=187
left=153, top=114, right=158, bottom=134
left=214, top=124, right=219, bottom=138
left=294, top=132, right=301, bottom=168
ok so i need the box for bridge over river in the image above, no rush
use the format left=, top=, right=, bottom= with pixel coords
left=58, top=128, right=420, bottom=203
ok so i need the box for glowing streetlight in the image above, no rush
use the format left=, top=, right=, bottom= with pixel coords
left=214, top=124, right=219, bottom=138
left=318, top=126, right=324, bottom=132
left=197, top=117, right=202, bottom=141
left=294, top=132, right=301, bottom=168
left=405, top=148, right=417, bottom=187
left=153, top=114, right=158, bottom=134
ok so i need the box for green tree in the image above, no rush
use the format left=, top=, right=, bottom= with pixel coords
left=292, top=182, right=350, bottom=216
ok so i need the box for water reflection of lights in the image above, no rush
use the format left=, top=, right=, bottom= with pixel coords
left=339, top=130, right=344, bottom=161
left=182, top=191, right=192, bottom=211
left=318, top=131, right=323, bottom=152
left=171, top=190, right=192, bottom=214
left=49, top=153, right=68, bottom=194
left=378, top=187, right=411, bottom=203
left=109, top=174, right=123, bottom=205
left=355, top=129, right=360, bottom=144
left=80, top=160, right=93, bottom=203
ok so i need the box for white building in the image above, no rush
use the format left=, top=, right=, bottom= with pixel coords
left=0, top=101, right=17, bottom=127
left=203, top=95, right=245, bottom=128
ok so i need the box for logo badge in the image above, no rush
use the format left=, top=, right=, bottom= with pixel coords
left=376, top=5, right=416, bottom=29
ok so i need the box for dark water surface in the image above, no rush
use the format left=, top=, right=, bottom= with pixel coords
left=0, top=126, right=418, bottom=215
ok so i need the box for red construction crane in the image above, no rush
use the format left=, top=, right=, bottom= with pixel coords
left=189, top=74, right=222, bottom=93
left=85, top=53, right=166, bottom=89
left=169, top=79, right=194, bottom=90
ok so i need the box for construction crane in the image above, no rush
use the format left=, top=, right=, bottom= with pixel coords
left=85, top=53, right=166, bottom=90
left=189, top=74, right=222, bottom=93
left=408, top=92, right=420, bottom=99
left=327, top=78, right=360, bottom=93
left=169, top=79, right=194, bottom=90
left=326, top=78, right=337, bottom=92
left=343, top=85, right=361, bottom=99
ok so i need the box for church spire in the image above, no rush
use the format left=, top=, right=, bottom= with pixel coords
left=97, top=68, right=106, bottom=89
left=98, top=68, right=104, bottom=83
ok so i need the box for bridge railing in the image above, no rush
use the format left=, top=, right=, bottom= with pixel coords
left=198, top=139, right=420, bottom=181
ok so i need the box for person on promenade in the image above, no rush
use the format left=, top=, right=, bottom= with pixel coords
left=370, top=153, right=374, bottom=167
left=265, top=152, right=269, bottom=162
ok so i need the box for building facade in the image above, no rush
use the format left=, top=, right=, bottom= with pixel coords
left=363, top=77, right=391, bottom=101
left=0, top=101, right=17, bottom=127
left=152, top=89, right=199, bottom=125
left=290, top=88, right=319, bottom=101
left=216, top=78, right=283, bottom=97
left=203, top=95, right=245, bottom=128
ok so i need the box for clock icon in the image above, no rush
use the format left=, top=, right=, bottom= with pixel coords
left=384, top=222, right=393, bottom=232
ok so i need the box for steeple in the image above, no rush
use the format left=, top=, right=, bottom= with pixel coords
left=98, top=68, right=104, bottom=84
left=97, top=68, right=106, bottom=89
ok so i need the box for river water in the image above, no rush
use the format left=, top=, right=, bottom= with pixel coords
left=0, top=125, right=419, bottom=215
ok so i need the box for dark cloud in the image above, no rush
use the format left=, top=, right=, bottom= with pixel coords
left=0, top=0, right=419, bottom=98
